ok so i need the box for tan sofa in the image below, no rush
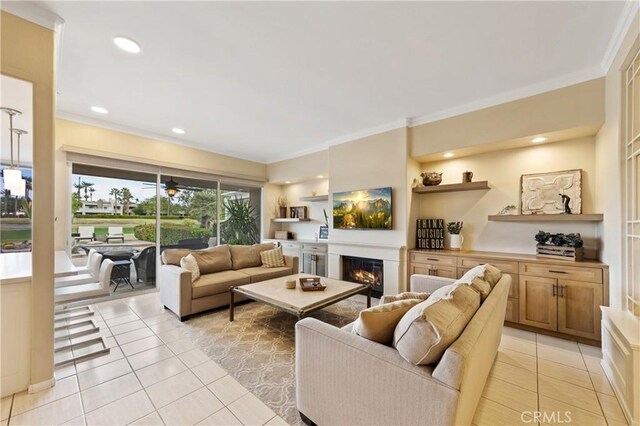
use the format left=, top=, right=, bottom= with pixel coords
left=159, top=243, right=299, bottom=320
left=295, top=274, right=511, bottom=425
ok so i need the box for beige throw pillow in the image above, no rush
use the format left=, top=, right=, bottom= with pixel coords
left=352, top=299, right=423, bottom=345
left=180, top=254, right=200, bottom=283
left=393, top=284, right=480, bottom=365
left=192, top=245, right=232, bottom=274
left=380, top=292, right=431, bottom=305
left=260, top=247, right=286, bottom=268
left=230, top=243, right=275, bottom=269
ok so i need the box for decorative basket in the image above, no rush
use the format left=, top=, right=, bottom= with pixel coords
left=536, top=244, right=584, bottom=262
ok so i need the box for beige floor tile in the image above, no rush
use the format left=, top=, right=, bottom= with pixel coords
left=537, top=334, right=580, bottom=352
left=114, top=327, right=155, bottom=346
left=145, top=370, right=203, bottom=409
left=207, top=375, right=249, bottom=405
left=121, top=335, right=164, bottom=357
left=155, top=329, right=183, bottom=344
left=85, top=390, right=154, bottom=426
left=496, top=348, right=537, bottom=372
left=104, top=313, right=139, bottom=328
left=135, top=357, right=188, bottom=387
left=129, top=411, right=165, bottom=425
left=472, top=397, right=531, bottom=426
left=578, top=342, right=602, bottom=359
left=489, top=360, right=537, bottom=392
left=1, top=395, right=12, bottom=421
left=108, top=320, right=147, bottom=336
left=503, top=326, right=537, bottom=341
left=143, top=313, right=174, bottom=326
left=538, top=375, right=601, bottom=415
left=197, top=408, right=242, bottom=426
left=127, top=345, right=175, bottom=370
left=597, top=392, right=628, bottom=424
left=589, top=371, right=614, bottom=396
left=192, top=360, right=227, bottom=385
left=584, top=356, right=607, bottom=376
left=77, top=358, right=132, bottom=390
left=537, top=346, right=586, bottom=369
left=55, top=363, right=77, bottom=380
left=80, top=372, right=142, bottom=413
left=265, top=415, right=289, bottom=426
left=166, top=338, right=196, bottom=355
left=539, top=395, right=606, bottom=426
left=178, top=348, right=209, bottom=368
left=158, top=387, right=223, bottom=425
left=75, top=346, right=125, bottom=373
left=482, top=375, right=538, bottom=413
left=227, top=392, right=276, bottom=426
left=12, top=376, right=79, bottom=415
left=61, top=415, right=86, bottom=425
left=96, top=304, right=133, bottom=320
left=538, top=359, right=593, bottom=389
left=10, top=394, right=83, bottom=426
left=148, top=321, right=178, bottom=334
left=499, top=334, right=537, bottom=357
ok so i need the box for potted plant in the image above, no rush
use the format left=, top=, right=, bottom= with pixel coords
left=277, top=195, right=288, bottom=218
left=446, top=221, right=464, bottom=251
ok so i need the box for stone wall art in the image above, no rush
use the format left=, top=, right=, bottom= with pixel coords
left=520, top=169, right=582, bottom=215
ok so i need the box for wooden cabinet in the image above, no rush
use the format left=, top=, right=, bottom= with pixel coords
left=410, top=252, right=457, bottom=278
left=557, top=279, right=602, bottom=340
left=519, top=275, right=558, bottom=331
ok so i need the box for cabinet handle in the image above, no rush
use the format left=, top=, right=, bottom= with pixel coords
left=552, top=285, right=556, bottom=296
left=559, top=286, right=564, bottom=298
left=427, top=258, right=440, bottom=261
left=549, top=270, right=567, bottom=274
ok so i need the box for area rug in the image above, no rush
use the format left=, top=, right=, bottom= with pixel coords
left=178, top=297, right=367, bottom=425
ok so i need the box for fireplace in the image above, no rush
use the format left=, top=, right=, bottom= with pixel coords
left=342, top=256, right=384, bottom=298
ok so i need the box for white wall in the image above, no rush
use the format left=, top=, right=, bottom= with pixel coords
left=417, top=137, right=600, bottom=257
left=274, top=179, right=329, bottom=240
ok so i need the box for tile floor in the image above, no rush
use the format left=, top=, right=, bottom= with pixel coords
left=0, top=292, right=630, bottom=426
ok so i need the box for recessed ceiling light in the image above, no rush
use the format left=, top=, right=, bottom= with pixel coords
left=443, top=152, right=454, bottom=158
left=532, top=137, right=547, bottom=143
left=114, top=36, right=141, bottom=53
left=284, top=181, right=291, bottom=184
left=90, top=106, right=108, bottom=114
left=172, top=128, right=185, bottom=135
left=317, top=175, right=324, bottom=179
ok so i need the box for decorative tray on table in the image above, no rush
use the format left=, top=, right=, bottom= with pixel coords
left=299, top=277, right=326, bottom=291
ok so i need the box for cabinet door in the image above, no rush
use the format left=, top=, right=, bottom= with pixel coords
left=557, top=279, right=602, bottom=340
left=505, top=298, right=519, bottom=323
left=519, top=276, right=557, bottom=331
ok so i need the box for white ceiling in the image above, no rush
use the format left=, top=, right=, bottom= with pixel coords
left=36, top=1, right=630, bottom=163
left=1, top=75, right=33, bottom=167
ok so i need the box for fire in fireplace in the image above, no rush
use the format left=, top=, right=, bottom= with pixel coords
left=342, top=256, right=384, bottom=298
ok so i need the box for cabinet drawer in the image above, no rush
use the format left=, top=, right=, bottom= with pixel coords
left=302, top=244, right=327, bottom=253
left=411, top=252, right=456, bottom=266
left=505, top=298, right=519, bottom=322
left=281, top=242, right=300, bottom=250
left=457, top=257, right=519, bottom=274
left=410, top=264, right=457, bottom=279
left=520, top=263, right=603, bottom=283
left=457, top=269, right=518, bottom=298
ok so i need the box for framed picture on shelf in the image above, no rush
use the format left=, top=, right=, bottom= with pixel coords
left=520, top=169, right=582, bottom=215
left=289, top=206, right=308, bottom=219
left=319, top=226, right=329, bottom=239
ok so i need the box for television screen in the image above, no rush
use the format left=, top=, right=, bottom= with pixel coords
left=333, top=187, right=392, bottom=230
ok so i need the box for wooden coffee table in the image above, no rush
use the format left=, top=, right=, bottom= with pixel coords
left=229, top=273, right=371, bottom=321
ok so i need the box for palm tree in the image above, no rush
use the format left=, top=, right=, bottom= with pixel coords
left=120, top=187, right=132, bottom=215
left=73, top=176, right=83, bottom=198
left=82, top=181, right=94, bottom=201
left=109, top=188, right=121, bottom=214
left=89, top=187, right=96, bottom=201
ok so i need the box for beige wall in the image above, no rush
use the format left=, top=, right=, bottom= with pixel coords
left=595, top=11, right=640, bottom=310
left=410, top=78, right=605, bottom=160
left=266, top=150, right=329, bottom=184
left=417, top=137, right=599, bottom=257
left=1, top=11, right=56, bottom=387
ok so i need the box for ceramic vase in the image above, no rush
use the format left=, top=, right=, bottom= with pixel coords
left=449, top=234, right=464, bottom=251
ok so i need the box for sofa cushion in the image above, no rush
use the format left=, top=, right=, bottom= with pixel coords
left=454, top=264, right=502, bottom=300
left=162, top=248, right=191, bottom=266
left=393, top=284, right=480, bottom=365
left=238, top=266, right=293, bottom=283
left=230, top=243, right=275, bottom=270
left=192, top=270, right=251, bottom=299
left=180, top=254, right=200, bottom=282
left=192, top=245, right=232, bottom=274
left=380, top=291, right=431, bottom=305
left=352, top=299, right=423, bottom=345
left=260, top=247, right=286, bottom=268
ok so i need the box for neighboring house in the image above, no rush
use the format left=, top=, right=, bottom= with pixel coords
left=76, top=199, right=137, bottom=215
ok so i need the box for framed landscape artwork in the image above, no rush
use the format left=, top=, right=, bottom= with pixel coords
left=520, top=169, right=582, bottom=215
left=333, top=187, right=392, bottom=230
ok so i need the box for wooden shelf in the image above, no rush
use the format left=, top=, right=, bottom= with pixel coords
left=488, top=214, right=603, bottom=223
left=412, top=181, right=490, bottom=194
left=299, top=195, right=329, bottom=202
left=271, top=218, right=312, bottom=223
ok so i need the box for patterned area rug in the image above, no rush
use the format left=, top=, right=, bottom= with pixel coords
left=178, top=297, right=367, bottom=425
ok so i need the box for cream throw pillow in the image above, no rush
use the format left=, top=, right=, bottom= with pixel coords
left=260, top=247, right=286, bottom=268
left=393, top=284, right=480, bottom=365
left=352, top=299, right=423, bottom=345
left=380, top=292, right=431, bottom=305
left=180, top=254, right=200, bottom=283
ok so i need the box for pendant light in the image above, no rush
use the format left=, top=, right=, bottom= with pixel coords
left=11, top=128, right=28, bottom=197
left=0, top=107, right=23, bottom=194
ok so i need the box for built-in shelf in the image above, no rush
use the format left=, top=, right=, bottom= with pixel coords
left=412, top=181, right=490, bottom=194
left=299, top=195, right=329, bottom=202
left=488, top=214, right=604, bottom=222
left=271, top=218, right=312, bottom=223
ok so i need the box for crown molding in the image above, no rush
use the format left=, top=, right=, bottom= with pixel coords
left=408, top=67, right=604, bottom=128
left=601, top=0, right=640, bottom=73
left=264, top=143, right=329, bottom=164
left=0, top=1, right=64, bottom=31
left=56, top=111, right=268, bottom=164
left=325, top=118, right=409, bottom=147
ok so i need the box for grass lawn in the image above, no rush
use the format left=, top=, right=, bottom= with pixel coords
left=1, top=229, right=32, bottom=243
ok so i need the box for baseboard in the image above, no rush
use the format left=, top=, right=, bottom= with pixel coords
left=28, top=377, right=56, bottom=394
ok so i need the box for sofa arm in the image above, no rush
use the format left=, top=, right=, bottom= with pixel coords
left=284, top=255, right=299, bottom=273
left=410, top=274, right=456, bottom=293
left=295, top=318, right=458, bottom=425
left=159, top=264, right=192, bottom=320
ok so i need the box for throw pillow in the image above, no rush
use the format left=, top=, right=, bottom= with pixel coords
left=161, top=248, right=191, bottom=266
left=192, top=245, right=232, bottom=274
left=352, top=299, right=423, bottom=345
left=260, top=247, right=286, bottom=268
left=380, top=292, right=430, bottom=305
left=393, top=284, right=480, bottom=365
left=180, top=254, right=200, bottom=283
left=230, top=243, right=276, bottom=269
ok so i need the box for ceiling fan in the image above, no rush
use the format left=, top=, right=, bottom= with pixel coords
left=142, top=176, right=202, bottom=198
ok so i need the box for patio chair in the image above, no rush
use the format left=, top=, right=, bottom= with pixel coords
left=76, top=226, right=95, bottom=242
left=55, top=259, right=114, bottom=304
left=132, top=246, right=156, bottom=283
left=106, top=226, right=125, bottom=243
left=55, top=253, right=103, bottom=288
